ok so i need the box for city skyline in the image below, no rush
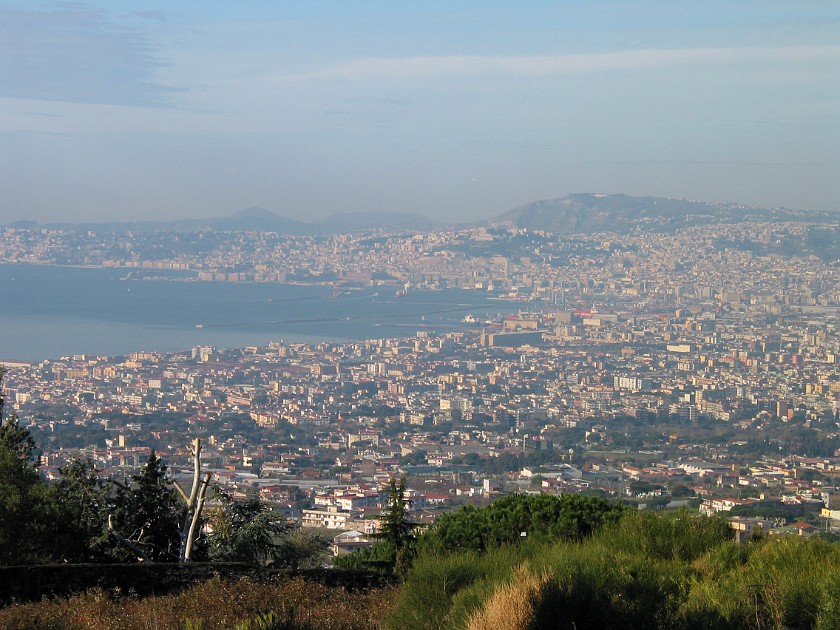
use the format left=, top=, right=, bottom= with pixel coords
left=1, top=1, right=839, bottom=224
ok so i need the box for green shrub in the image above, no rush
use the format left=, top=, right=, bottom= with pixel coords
left=525, top=541, right=690, bottom=629
left=393, top=509, right=840, bottom=630
left=594, top=509, right=732, bottom=562
left=388, top=545, right=537, bottom=630
left=419, top=494, right=628, bottom=554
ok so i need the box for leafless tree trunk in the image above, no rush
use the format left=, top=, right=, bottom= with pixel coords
left=107, top=437, right=211, bottom=562
left=174, top=437, right=212, bottom=562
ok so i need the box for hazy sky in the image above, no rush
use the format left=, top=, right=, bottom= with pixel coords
left=1, top=1, right=838, bottom=224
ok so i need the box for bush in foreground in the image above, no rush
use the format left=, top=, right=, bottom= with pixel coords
left=0, top=576, right=394, bottom=630
left=390, top=510, right=840, bottom=630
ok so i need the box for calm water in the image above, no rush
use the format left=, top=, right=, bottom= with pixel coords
left=0, top=264, right=514, bottom=361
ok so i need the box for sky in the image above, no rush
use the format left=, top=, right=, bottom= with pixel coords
left=1, top=1, right=839, bottom=224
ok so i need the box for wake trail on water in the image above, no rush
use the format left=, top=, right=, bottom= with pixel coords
left=195, top=304, right=493, bottom=328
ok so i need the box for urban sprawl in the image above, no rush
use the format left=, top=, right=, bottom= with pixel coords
left=3, top=217, right=840, bottom=551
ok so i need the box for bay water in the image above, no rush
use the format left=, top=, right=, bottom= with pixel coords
left=0, top=264, right=512, bottom=361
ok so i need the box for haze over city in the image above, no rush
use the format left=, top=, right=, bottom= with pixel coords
left=1, top=1, right=839, bottom=225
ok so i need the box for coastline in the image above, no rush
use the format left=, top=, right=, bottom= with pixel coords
left=0, top=263, right=518, bottom=362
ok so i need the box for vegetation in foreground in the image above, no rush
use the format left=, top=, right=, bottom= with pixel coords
left=390, top=510, right=840, bottom=630
left=0, top=576, right=394, bottom=630
left=6, top=492, right=840, bottom=629
left=0, top=376, right=328, bottom=568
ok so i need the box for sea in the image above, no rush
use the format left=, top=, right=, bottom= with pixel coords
left=0, top=264, right=518, bottom=362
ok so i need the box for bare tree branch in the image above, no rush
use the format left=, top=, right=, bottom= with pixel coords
left=187, top=438, right=201, bottom=506
left=108, top=514, right=151, bottom=562
left=172, top=480, right=189, bottom=503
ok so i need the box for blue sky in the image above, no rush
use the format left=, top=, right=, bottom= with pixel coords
left=1, top=1, right=838, bottom=223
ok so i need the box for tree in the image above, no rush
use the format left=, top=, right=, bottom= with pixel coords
left=336, top=478, right=419, bottom=575
left=55, top=458, right=114, bottom=562
left=645, top=496, right=672, bottom=511
left=275, top=528, right=329, bottom=570
left=206, top=493, right=291, bottom=565
left=0, top=368, right=38, bottom=465
left=399, top=449, right=428, bottom=466
left=0, top=369, right=60, bottom=564
left=420, top=494, right=629, bottom=554
left=0, top=413, right=38, bottom=465
left=375, top=477, right=418, bottom=575
left=333, top=540, right=394, bottom=572
left=109, top=450, right=181, bottom=561
left=105, top=439, right=212, bottom=563
left=172, top=438, right=212, bottom=562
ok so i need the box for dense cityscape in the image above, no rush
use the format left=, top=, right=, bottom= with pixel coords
left=4, top=0, right=838, bottom=625
left=4, top=207, right=840, bottom=553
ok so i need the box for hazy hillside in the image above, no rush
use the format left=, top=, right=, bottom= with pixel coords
left=10, top=194, right=836, bottom=236
left=487, top=193, right=834, bottom=234
left=27, top=207, right=444, bottom=235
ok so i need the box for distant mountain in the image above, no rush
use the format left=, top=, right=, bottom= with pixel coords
left=19, top=208, right=445, bottom=235
left=487, top=193, right=834, bottom=235
left=7, top=195, right=835, bottom=236
left=204, top=207, right=308, bottom=233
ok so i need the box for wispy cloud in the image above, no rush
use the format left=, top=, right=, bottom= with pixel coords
left=288, top=46, right=840, bottom=81
left=0, top=6, right=174, bottom=106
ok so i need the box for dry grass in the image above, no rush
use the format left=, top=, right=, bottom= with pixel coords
left=0, top=577, right=395, bottom=630
left=466, top=567, right=548, bottom=630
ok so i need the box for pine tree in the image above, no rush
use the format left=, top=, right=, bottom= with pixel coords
left=206, top=493, right=291, bottom=565
left=110, top=450, right=181, bottom=561
left=0, top=368, right=59, bottom=564
left=55, top=459, right=114, bottom=562
left=377, top=477, right=418, bottom=575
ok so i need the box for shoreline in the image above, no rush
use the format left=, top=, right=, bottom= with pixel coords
left=0, top=263, right=521, bottom=363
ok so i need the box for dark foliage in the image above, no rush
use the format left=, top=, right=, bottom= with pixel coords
left=206, top=494, right=292, bottom=565
left=374, top=477, right=419, bottom=575
left=420, top=493, right=629, bottom=553
left=109, top=450, right=182, bottom=561
left=0, top=415, right=62, bottom=564
left=53, top=458, right=115, bottom=562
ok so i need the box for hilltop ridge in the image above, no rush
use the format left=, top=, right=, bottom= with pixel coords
left=6, top=193, right=836, bottom=235
left=485, top=193, right=834, bottom=234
